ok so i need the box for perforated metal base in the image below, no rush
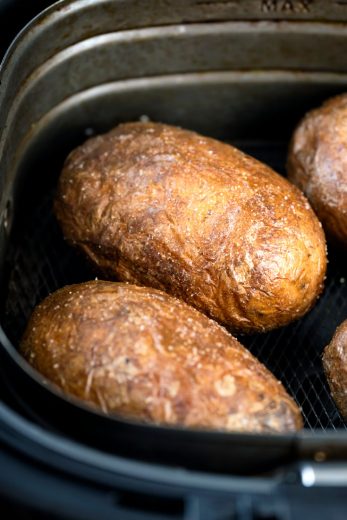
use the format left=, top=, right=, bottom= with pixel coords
left=3, top=139, right=347, bottom=432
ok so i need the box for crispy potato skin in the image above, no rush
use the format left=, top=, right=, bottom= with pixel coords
left=55, top=122, right=326, bottom=333
left=20, top=281, right=302, bottom=432
left=287, top=94, right=347, bottom=245
left=323, top=320, right=347, bottom=419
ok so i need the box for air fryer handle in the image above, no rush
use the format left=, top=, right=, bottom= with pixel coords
left=182, top=463, right=347, bottom=520
left=299, top=461, right=347, bottom=487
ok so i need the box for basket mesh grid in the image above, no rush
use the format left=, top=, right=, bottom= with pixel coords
left=2, top=140, right=347, bottom=431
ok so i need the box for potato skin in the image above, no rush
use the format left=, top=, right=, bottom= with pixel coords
left=287, top=94, right=347, bottom=245
left=323, top=320, right=347, bottom=419
left=20, top=281, right=302, bottom=433
left=55, top=122, right=326, bottom=333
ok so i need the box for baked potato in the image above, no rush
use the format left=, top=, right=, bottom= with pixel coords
left=20, top=281, right=303, bottom=433
left=287, top=94, right=347, bottom=246
left=323, top=319, right=347, bottom=419
left=55, top=122, right=327, bottom=333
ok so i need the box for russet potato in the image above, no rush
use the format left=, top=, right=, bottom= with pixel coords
left=287, top=94, right=347, bottom=246
left=55, top=122, right=327, bottom=333
left=21, top=281, right=303, bottom=432
left=323, top=319, right=347, bottom=420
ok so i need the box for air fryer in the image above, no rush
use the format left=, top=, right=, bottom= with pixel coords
left=1, top=1, right=347, bottom=518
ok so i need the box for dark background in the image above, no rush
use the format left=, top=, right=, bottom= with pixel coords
left=0, top=0, right=56, bottom=60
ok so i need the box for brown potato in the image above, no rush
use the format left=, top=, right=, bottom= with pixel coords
left=55, top=122, right=326, bottom=333
left=20, top=281, right=302, bottom=433
left=323, top=319, right=347, bottom=419
left=287, top=94, right=347, bottom=245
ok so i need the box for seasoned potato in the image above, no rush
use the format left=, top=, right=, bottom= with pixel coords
left=323, top=319, right=347, bottom=419
left=20, top=281, right=303, bottom=432
left=287, top=94, right=347, bottom=245
left=55, top=122, right=326, bottom=333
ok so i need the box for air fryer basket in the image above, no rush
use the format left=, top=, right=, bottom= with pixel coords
left=1, top=0, right=347, bottom=474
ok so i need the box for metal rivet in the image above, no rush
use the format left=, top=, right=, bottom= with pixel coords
left=314, top=451, right=327, bottom=462
left=84, top=127, right=95, bottom=136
